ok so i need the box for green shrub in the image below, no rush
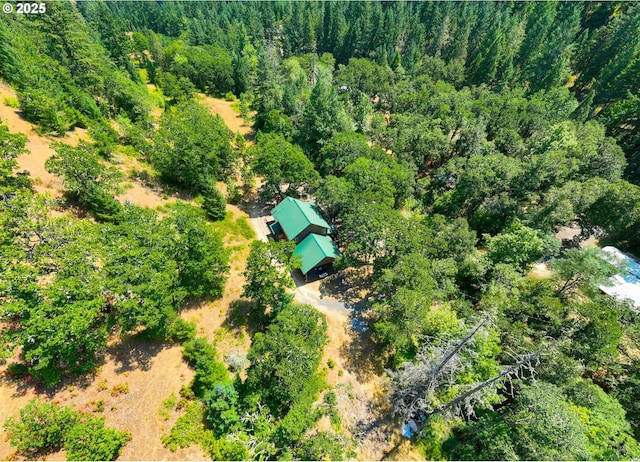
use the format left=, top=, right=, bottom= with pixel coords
left=64, top=415, right=131, bottom=461
left=294, top=432, right=351, bottom=461
left=183, top=337, right=230, bottom=396
left=166, top=316, right=196, bottom=343
left=274, top=374, right=328, bottom=446
left=204, top=434, right=249, bottom=461
left=225, top=177, right=242, bottom=204
left=202, top=186, right=227, bottom=222
left=203, top=383, right=239, bottom=436
left=3, top=399, right=130, bottom=460
left=162, top=401, right=207, bottom=451
left=3, top=95, right=19, bottom=108
left=3, top=399, right=78, bottom=454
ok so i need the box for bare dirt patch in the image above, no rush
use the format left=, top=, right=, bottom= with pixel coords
left=529, top=262, right=553, bottom=279
left=113, top=154, right=174, bottom=210
left=198, top=95, right=253, bottom=138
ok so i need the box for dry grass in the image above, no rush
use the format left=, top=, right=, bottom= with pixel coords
left=197, top=94, right=254, bottom=139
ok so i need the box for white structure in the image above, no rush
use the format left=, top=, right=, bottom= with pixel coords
left=600, top=246, right=640, bottom=310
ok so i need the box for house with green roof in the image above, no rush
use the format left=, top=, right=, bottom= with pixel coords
left=270, top=197, right=332, bottom=243
left=294, top=233, right=341, bottom=278
left=269, top=197, right=341, bottom=279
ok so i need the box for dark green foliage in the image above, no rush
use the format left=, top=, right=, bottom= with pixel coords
left=4, top=399, right=130, bottom=460
left=168, top=203, right=230, bottom=298
left=447, top=380, right=640, bottom=461
left=242, top=240, right=298, bottom=318
left=571, top=301, right=622, bottom=368
left=88, top=121, right=119, bottom=159
left=202, top=185, right=227, bottom=222
left=245, top=304, right=327, bottom=415
left=0, top=119, right=29, bottom=193
left=550, top=248, right=619, bottom=297
left=183, top=337, right=230, bottom=397
left=203, top=383, right=240, bottom=436
left=261, top=109, right=296, bottom=141
left=165, top=316, right=197, bottom=344
left=156, top=71, right=196, bottom=104
left=274, top=374, right=328, bottom=446
left=45, top=142, right=123, bottom=222
left=64, top=415, right=131, bottom=461
left=294, top=432, right=350, bottom=461
left=448, top=382, right=590, bottom=460
left=484, top=220, right=560, bottom=271
left=0, top=2, right=149, bottom=134
left=0, top=199, right=229, bottom=384
left=158, top=41, right=234, bottom=95
left=152, top=101, right=235, bottom=192
left=249, top=133, right=319, bottom=200
left=3, top=399, right=78, bottom=454
left=299, top=77, right=352, bottom=153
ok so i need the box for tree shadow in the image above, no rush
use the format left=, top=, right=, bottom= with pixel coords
left=105, top=337, right=170, bottom=374
left=339, top=309, right=386, bottom=383
left=222, top=298, right=266, bottom=335
left=50, top=194, right=93, bottom=220
left=0, top=358, right=99, bottom=399
left=237, top=191, right=274, bottom=219
left=319, top=266, right=374, bottom=306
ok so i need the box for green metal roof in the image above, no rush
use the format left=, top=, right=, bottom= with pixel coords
left=294, top=233, right=341, bottom=275
left=271, top=197, right=331, bottom=241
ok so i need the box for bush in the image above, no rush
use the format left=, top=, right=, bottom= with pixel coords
left=203, top=383, right=239, bottom=435
left=274, top=374, right=328, bottom=446
left=3, top=399, right=130, bottom=460
left=183, top=338, right=230, bottom=396
left=224, top=350, right=247, bottom=372
left=3, top=95, right=19, bottom=108
left=64, top=415, right=131, bottom=461
left=225, top=177, right=242, bottom=204
left=204, top=434, right=249, bottom=461
left=294, top=432, right=350, bottom=461
left=162, top=401, right=206, bottom=452
left=3, top=399, right=78, bottom=454
left=19, top=89, right=76, bottom=135
left=166, top=316, right=196, bottom=343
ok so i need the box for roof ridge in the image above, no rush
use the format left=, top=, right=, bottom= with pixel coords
left=292, top=197, right=312, bottom=225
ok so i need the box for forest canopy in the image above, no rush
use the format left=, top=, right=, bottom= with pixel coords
left=1, top=1, right=640, bottom=461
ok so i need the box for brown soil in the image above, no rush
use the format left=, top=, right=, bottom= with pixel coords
left=319, top=313, right=397, bottom=460
left=198, top=94, right=253, bottom=138
left=113, top=155, right=173, bottom=210
left=0, top=340, right=203, bottom=461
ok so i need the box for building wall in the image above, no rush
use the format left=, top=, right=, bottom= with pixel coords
left=303, top=256, right=335, bottom=277
left=293, top=224, right=328, bottom=243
